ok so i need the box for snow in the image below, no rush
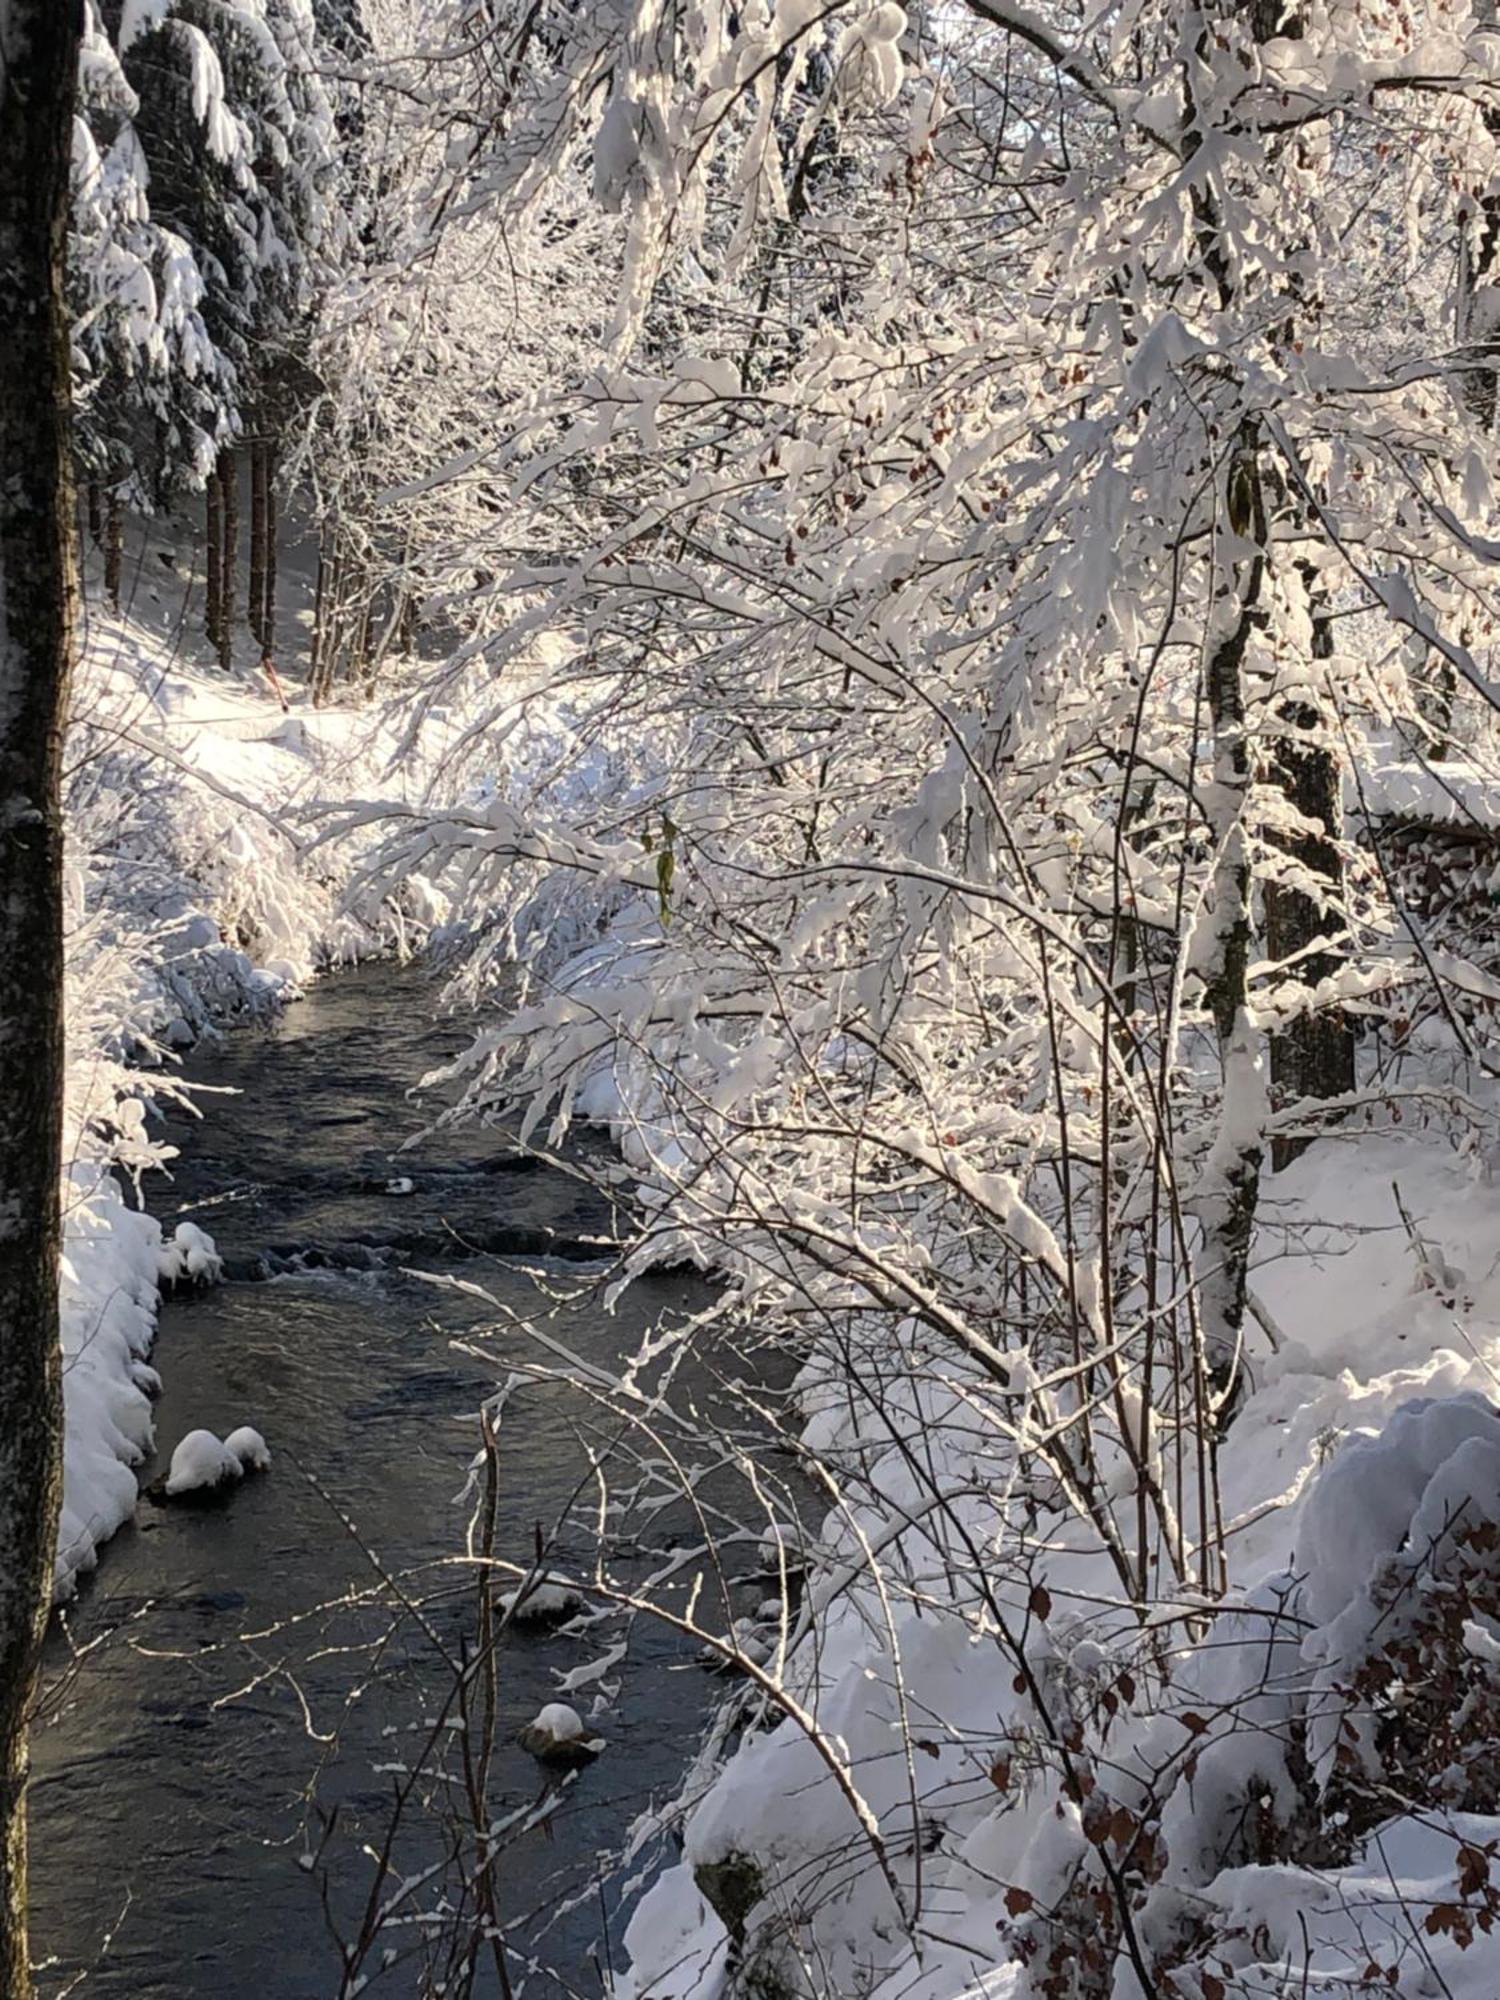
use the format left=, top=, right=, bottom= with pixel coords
left=55, top=1162, right=170, bottom=1589
left=224, top=1425, right=271, bottom=1471
left=530, top=1701, right=585, bottom=1744
left=605, top=1122, right=1500, bottom=2000
left=164, top=1428, right=243, bottom=1496
left=517, top=1700, right=605, bottom=1760
left=1201, top=1811, right=1500, bottom=2000
left=499, top=1577, right=585, bottom=1623
left=50, top=4, right=1500, bottom=1988
left=161, top=1424, right=268, bottom=1496
left=158, top=1220, right=222, bottom=1287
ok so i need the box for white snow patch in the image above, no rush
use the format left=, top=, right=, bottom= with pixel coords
left=164, top=1428, right=244, bottom=1496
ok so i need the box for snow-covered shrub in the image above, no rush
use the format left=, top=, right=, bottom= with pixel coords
left=1300, top=1395, right=1500, bottom=1828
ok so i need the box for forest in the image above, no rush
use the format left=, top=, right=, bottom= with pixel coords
left=4, top=1, right=1500, bottom=1996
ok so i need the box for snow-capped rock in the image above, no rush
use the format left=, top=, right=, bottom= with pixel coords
left=517, top=1701, right=604, bottom=1764
left=224, top=1425, right=271, bottom=1472
left=164, top=1428, right=243, bottom=1497
left=499, top=1576, right=585, bottom=1624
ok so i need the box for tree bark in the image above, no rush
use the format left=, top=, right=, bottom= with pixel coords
left=310, top=528, right=328, bottom=702
left=217, top=446, right=237, bottom=672
left=1198, top=425, right=1268, bottom=1398
left=249, top=439, right=268, bottom=650
left=1266, top=580, right=1356, bottom=1167
left=0, top=5, right=83, bottom=1994
left=353, top=572, right=373, bottom=688
left=103, top=491, right=121, bottom=615
left=262, top=442, right=277, bottom=658
left=1458, top=108, right=1500, bottom=435
left=205, top=466, right=223, bottom=652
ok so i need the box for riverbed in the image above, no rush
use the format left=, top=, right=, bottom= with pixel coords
left=30, top=963, right=784, bottom=1998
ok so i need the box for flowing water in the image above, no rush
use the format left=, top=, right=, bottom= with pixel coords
left=30, top=964, right=776, bottom=1998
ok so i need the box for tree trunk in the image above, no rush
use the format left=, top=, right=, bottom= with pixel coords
left=217, top=446, right=237, bottom=672
left=310, top=528, right=328, bottom=703
left=205, top=466, right=223, bottom=652
left=85, top=480, right=100, bottom=547
left=1267, top=578, right=1356, bottom=1167
left=0, top=6, right=84, bottom=1994
left=249, top=439, right=268, bottom=650
left=325, top=544, right=347, bottom=698
left=353, top=569, right=373, bottom=689
left=262, top=443, right=277, bottom=658
left=103, top=492, right=122, bottom=615
left=1458, top=110, right=1500, bottom=435
left=1197, top=423, right=1268, bottom=1401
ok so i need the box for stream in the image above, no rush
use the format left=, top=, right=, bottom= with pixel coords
left=30, top=962, right=773, bottom=1998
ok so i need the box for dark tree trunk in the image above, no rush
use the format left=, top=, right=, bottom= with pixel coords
left=85, top=479, right=100, bottom=547
left=103, top=492, right=122, bottom=615
left=205, top=466, right=223, bottom=652
left=354, top=574, right=373, bottom=689
left=217, top=446, right=237, bottom=672
left=1267, top=585, right=1356, bottom=1168
left=0, top=6, right=84, bottom=1994
left=310, top=528, right=328, bottom=703
left=262, top=443, right=277, bottom=657
left=325, top=544, right=347, bottom=699
left=249, top=439, right=268, bottom=650
left=1459, top=113, right=1500, bottom=435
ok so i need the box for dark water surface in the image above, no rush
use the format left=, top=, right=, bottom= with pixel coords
left=31, top=964, right=763, bottom=1999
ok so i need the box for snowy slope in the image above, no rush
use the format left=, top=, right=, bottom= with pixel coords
left=604, top=1125, right=1500, bottom=2000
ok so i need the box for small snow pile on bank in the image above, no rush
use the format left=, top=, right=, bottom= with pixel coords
left=55, top=1162, right=167, bottom=1593
left=164, top=1424, right=271, bottom=1497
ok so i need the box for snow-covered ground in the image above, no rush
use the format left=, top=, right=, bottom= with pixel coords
left=600, top=1117, right=1500, bottom=2000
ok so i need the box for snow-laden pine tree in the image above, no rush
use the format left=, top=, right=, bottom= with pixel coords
left=70, top=0, right=348, bottom=639
left=69, top=5, right=236, bottom=508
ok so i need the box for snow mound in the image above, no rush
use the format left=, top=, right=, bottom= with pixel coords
left=224, top=1425, right=272, bottom=1472
left=499, top=1576, right=584, bottom=1623
left=55, top=1162, right=166, bottom=1592
left=158, top=1220, right=223, bottom=1287
left=517, top=1700, right=604, bottom=1763
left=164, top=1423, right=271, bottom=1496
left=164, top=1429, right=243, bottom=1496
